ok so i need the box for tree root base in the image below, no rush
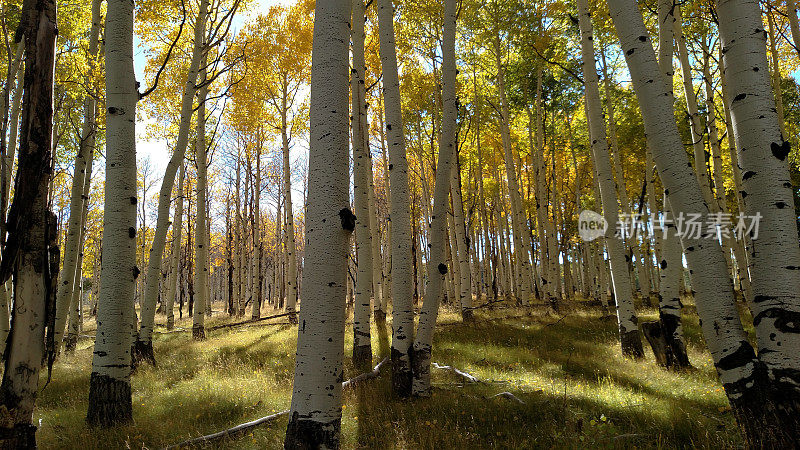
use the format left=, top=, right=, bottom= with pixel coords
left=86, top=373, right=132, bottom=427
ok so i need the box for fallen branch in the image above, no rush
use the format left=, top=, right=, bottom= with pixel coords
left=164, top=356, right=389, bottom=449
left=463, top=298, right=507, bottom=311
left=490, top=391, right=525, bottom=404
left=342, top=356, right=389, bottom=389
left=206, top=312, right=294, bottom=331
left=432, top=362, right=481, bottom=383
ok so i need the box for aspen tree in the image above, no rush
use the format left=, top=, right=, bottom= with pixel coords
left=87, top=0, right=138, bottom=427
left=352, top=0, right=373, bottom=368
left=0, top=0, right=57, bottom=443
left=192, top=60, right=210, bottom=340
left=717, top=0, right=800, bottom=438
left=165, top=163, right=185, bottom=330
left=138, top=0, right=209, bottom=356
left=494, top=34, right=533, bottom=304
left=283, top=0, right=350, bottom=445
left=577, top=0, right=643, bottom=357
left=451, top=154, right=473, bottom=319
left=377, top=0, right=415, bottom=397
left=412, top=0, right=457, bottom=396
left=673, top=6, right=715, bottom=208
left=607, top=0, right=782, bottom=441
left=54, top=0, right=102, bottom=352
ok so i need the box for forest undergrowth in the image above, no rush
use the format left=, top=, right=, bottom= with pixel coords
left=35, top=299, right=743, bottom=449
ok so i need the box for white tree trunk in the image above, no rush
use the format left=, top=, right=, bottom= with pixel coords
left=607, top=0, right=767, bottom=437
left=577, top=0, right=644, bottom=357
left=451, top=155, right=472, bottom=318
left=192, top=61, right=209, bottom=340
left=54, top=0, right=102, bottom=351
left=165, top=163, right=185, bottom=329
left=283, top=0, right=350, bottom=445
left=495, top=40, right=533, bottom=305
left=377, top=0, right=415, bottom=397
left=283, top=97, right=299, bottom=323
left=351, top=0, right=373, bottom=368
left=412, top=0, right=457, bottom=397
left=673, top=7, right=715, bottom=208
left=138, top=0, right=208, bottom=350
left=87, top=0, right=137, bottom=427
left=717, top=0, right=800, bottom=436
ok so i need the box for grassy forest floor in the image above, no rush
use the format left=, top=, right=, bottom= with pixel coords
left=35, top=300, right=744, bottom=449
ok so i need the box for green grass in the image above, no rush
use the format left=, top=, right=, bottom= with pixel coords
left=33, top=303, right=741, bottom=449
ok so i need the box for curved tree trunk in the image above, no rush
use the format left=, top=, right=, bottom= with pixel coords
left=607, top=0, right=781, bottom=443
left=87, top=0, right=137, bottom=427
left=137, top=0, right=208, bottom=352
left=165, top=163, right=185, bottom=330
left=377, top=0, right=415, bottom=397
left=283, top=0, right=350, bottom=446
left=412, top=0, right=457, bottom=397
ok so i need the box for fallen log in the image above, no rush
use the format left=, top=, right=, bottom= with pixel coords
left=206, top=312, right=295, bottom=332
left=164, top=356, right=389, bottom=449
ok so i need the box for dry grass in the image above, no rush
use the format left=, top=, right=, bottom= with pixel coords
left=33, top=301, right=742, bottom=449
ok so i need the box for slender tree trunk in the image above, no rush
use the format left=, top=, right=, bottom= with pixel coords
left=283, top=0, right=350, bottom=445
left=192, top=61, right=209, bottom=341
left=87, top=0, right=136, bottom=427
left=673, top=6, right=715, bottom=208
left=54, top=0, right=102, bottom=352
left=377, top=0, right=415, bottom=397
left=495, top=38, right=532, bottom=305
left=138, top=0, right=208, bottom=352
left=165, top=163, right=185, bottom=329
left=412, top=0, right=457, bottom=397
left=352, top=0, right=373, bottom=368
left=718, top=0, right=800, bottom=440
left=451, top=153, right=472, bottom=319
left=577, top=0, right=644, bottom=358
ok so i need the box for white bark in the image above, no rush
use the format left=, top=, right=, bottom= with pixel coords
left=54, top=0, right=102, bottom=349
left=577, top=0, right=643, bottom=357
left=495, top=39, right=533, bottom=305
left=352, top=0, right=373, bottom=365
left=412, top=0, right=457, bottom=397
left=718, top=0, right=800, bottom=410
left=192, top=61, right=209, bottom=339
left=607, top=0, right=756, bottom=412
left=88, top=0, right=138, bottom=426
left=138, top=0, right=208, bottom=345
left=283, top=97, right=299, bottom=322
left=451, top=156, right=472, bottom=317
left=673, top=7, right=715, bottom=209
left=165, top=163, right=185, bottom=329
left=377, top=0, right=415, bottom=396
left=284, top=0, right=350, bottom=445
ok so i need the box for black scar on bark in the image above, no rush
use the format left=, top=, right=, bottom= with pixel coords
left=716, top=340, right=756, bottom=371
left=733, top=93, right=747, bottom=102
left=771, top=141, right=791, bottom=161
left=438, top=263, right=448, bottom=275
left=391, top=345, right=413, bottom=398
left=86, top=373, right=133, bottom=427
left=752, top=307, right=800, bottom=331
left=742, top=171, right=756, bottom=180
left=620, top=329, right=644, bottom=359
left=132, top=338, right=156, bottom=368
left=284, top=412, right=341, bottom=450
left=339, top=208, right=356, bottom=232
